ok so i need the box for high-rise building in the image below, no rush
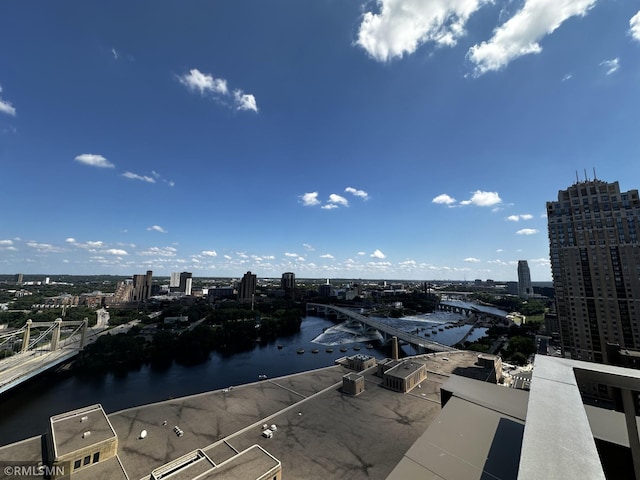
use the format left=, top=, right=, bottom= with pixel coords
left=170, top=272, right=181, bottom=288
left=132, top=270, right=153, bottom=303
left=517, top=260, right=533, bottom=298
left=238, top=271, right=257, bottom=302
left=281, top=272, right=295, bottom=290
left=179, top=272, right=192, bottom=296
left=15, top=273, right=23, bottom=284
left=547, top=179, right=640, bottom=364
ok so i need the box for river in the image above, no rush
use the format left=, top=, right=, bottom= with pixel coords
left=0, top=311, right=484, bottom=445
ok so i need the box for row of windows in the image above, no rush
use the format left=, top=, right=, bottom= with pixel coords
left=73, top=452, right=100, bottom=470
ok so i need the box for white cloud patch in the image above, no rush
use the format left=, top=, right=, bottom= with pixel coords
left=432, top=193, right=457, bottom=205
left=468, top=0, right=597, bottom=75
left=123, top=171, right=156, bottom=183
left=201, top=250, right=217, bottom=257
left=321, top=204, right=339, bottom=210
left=179, top=68, right=257, bottom=113
left=300, top=192, right=321, bottom=206
left=139, top=246, right=178, bottom=257
left=104, top=248, right=128, bottom=255
left=460, top=190, right=502, bottom=207
left=345, top=187, right=369, bottom=199
left=464, top=257, right=481, bottom=262
left=285, top=252, right=299, bottom=257
left=26, top=242, right=64, bottom=253
left=147, top=225, right=167, bottom=233
left=0, top=85, right=16, bottom=116
left=600, top=58, right=620, bottom=75
left=631, top=10, right=640, bottom=41
left=562, top=73, right=573, bottom=81
left=75, top=154, right=114, bottom=168
left=507, top=214, right=533, bottom=221
left=320, top=253, right=334, bottom=259
left=516, top=228, right=539, bottom=235
left=357, top=0, right=488, bottom=62
left=371, top=249, right=386, bottom=259
left=303, top=243, right=315, bottom=251
left=233, top=90, right=258, bottom=112
left=328, top=194, right=349, bottom=207
left=111, top=48, right=119, bottom=60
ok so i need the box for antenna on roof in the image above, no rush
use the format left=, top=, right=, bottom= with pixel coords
left=584, top=169, right=588, bottom=181
left=576, top=170, right=579, bottom=183
left=593, top=167, right=597, bottom=181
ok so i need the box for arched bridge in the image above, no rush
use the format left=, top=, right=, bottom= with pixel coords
left=307, top=303, right=457, bottom=353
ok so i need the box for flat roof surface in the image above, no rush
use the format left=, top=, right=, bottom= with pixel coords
left=385, top=361, right=425, bottom=380
left=203, top=445, right=279, bottom=480
left=50, top=404, right=116, bottom=458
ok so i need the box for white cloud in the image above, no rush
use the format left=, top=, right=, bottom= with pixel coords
left=147, top=225, right=167, bottom=233
left=139, top=246, right=178, bottom=257
left=516, top=228, right=539, bottom=235
left=321, top=204, right=339, bottom=210
left=464, top=257, right=481, bottom=262
left=600, top=58, right=620, bottom=75
left=0, top=84, right=16, bottom=116
left=233, top=89, right=258, bottom=112
left=357, top=252, right=366, bottom=256
left=285, top=252, right=299, bottom=257
left=320, top=253, right=334, bottom=259
left=179, top=68, right=228, bottom=95
left=357, top=0, right=487, bottom=62
left=111, top=48, right=119, bottom=60
left=562, top=73, right=573, bottom=81
left=460, top=190, right=502, bottom=207
left=104, top=248, right=128, bottom=255
left=0, top=239, right=13, bottom=246
left=468, top=0, right=597, bottom=75
left=507, top=214, right=533, bottom=221
left=201, top=250, right=217, bottom=257
left=631, top=10, right=640, bottom=41
left=123, top=172, right=156, bottom=183
left=432, top=193, right=456, bottom=205
left=75, top=154, right=114, bottom=168
left=65, top=238, right=76, bottom=243
left=300, top=192, right=321, bottom=206
left=26, top=242, right=64, bottom=253
left=371, top=249, right=386, bottom=259
left=328, top=194, right=349, bottom=207
left=303, top=243, right=315, bottom=251
left=345, top=187, right=369, bottom=199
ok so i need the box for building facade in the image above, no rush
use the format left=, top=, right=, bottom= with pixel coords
left=517, top=260, right=533, bottom=298
left=238, top=271, right=257, bottom=302
left=547, top=179, right=640, bottom=364
left=132, top=271, right=153, bottom=303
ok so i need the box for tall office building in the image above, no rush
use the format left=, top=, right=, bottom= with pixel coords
left=179, top=272, right=193, bottom=296
left=132, top=270, right=153, bottom=303
left=238, top=271, right=257, bottom=302
left=517, top=260, right=533, bottom=298
left=170, top=272, right=181, bottom=288
left=547, top=179, right=640, bottom=364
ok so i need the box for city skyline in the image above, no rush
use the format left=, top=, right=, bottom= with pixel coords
left=1, top=1, right=640, bottom=281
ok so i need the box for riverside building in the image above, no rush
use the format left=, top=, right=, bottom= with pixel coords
left=547, top=179, right=640, bottom=364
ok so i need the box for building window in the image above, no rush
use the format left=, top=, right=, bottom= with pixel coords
left=84, top=455, right=90, bottom=466
left=74, top=460, right=81, bottom=470
left=93, top=452, right=100, bottom=463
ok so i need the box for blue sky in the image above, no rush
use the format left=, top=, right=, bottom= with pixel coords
left=1, top=0, right=639, bottom=282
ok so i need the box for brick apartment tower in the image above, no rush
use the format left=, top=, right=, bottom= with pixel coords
left=547, top=179, right=640, bottom=364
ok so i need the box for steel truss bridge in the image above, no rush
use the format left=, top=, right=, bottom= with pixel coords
left=0, top=318, right=88, bottom=395
left=306, top=303, right=457, bottom=354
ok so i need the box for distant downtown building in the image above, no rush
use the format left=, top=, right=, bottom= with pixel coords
left=170, top=272, right=192, bottom=296
left=132, top=270, right=153, bottom=303
left=238, top=271, right=257, bottom=302
left=547, top=179, right=640, bottom=364
left=517, top=260, right=533, bottom=298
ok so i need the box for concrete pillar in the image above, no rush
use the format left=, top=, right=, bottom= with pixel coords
left=80, top=318, right=88, bottom=348
left=21, top=319, right=32, bottom=353
left=50, top=318, right=63, bottom=351
left=622, top=388, right=640, bottom=480
left=392, top=336, right=399, bottom=361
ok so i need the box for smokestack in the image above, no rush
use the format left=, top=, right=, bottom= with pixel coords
left=392, top=336, right=399, bottom=361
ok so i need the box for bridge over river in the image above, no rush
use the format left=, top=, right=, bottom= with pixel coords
left=306, top=303, right=458, bottom=354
